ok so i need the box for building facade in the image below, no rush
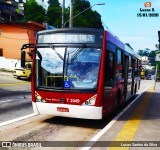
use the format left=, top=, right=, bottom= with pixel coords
left=0, top=21, right=45, bottom=60
left=0, top=0, right=26, bottom=22
left=0, top=0, right=48, bottom=22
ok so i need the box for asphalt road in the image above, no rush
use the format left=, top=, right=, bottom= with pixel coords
left=0, top=70, right=33, bottom=123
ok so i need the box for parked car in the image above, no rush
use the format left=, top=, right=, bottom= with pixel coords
left=13, top=60, right=32, bottom=80
left=146, top=74, right=152, bottom=80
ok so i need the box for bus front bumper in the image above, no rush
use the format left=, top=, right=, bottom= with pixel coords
left=32, top=102, right=103, bottom=120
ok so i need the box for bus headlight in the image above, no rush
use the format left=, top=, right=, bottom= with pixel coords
left=35, top=92, right=46, bottom=102
left=82, top=94, right=97, bottom=106
left=36, top=95, right=42, bottom=101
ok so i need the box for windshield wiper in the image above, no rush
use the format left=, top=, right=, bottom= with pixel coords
left=49, top=44, right=64, bottom=61
left=70, top=44, right=86, bottom=62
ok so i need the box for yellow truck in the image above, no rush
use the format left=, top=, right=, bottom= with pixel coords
left=140, top=68, right=145, bottom=79
left=13, top=60, right=32, bottom=80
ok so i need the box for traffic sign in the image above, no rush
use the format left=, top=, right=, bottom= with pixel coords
left=155, top=53, right=160, bottom=61
left=64, top=81, right=71, bottom=88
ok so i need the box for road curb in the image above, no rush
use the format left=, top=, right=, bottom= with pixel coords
left=0, top=113, right=38, bottom=127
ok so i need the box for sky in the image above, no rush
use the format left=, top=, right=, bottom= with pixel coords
left=44, top=0, right=160, bottom=52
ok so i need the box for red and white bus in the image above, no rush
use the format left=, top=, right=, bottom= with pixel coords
left=21, top=28, right=141, bottom=119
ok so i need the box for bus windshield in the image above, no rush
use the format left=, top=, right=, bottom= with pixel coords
left=35, top=46, right=101, bottom=90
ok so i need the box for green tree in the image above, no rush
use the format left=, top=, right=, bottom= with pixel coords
left=70, top=0, right=103, bottom=28
left=48, top=0, right=60, bottom=6
left=138, top=50, right=144, bottom=56
left=21, top=0, right=103, bottom=28
left=138, top=48, right=150, bottom=57
left=149, top=50, right=156, bottom=58
left=24, top=0, right=46, bottom=23
left=47, top=0, right=62, bottom=27
left=143, top=48, right=150, bottom=56
left=149, top=50, right=156, bottom=66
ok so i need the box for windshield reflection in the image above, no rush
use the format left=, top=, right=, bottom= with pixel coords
left=35, top=46, right=101, bottom=90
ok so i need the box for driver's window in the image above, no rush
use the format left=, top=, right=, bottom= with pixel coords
left=105, top=51, right=115, bottom=87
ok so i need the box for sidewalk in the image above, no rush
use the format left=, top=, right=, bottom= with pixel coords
left=88, top=81, right=160, bottom=150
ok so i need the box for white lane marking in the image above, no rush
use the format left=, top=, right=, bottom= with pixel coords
left=1, top=100, right=13, bottom=103
left=0, top=113, right=39, bottom=127
left=81, top=82, right=153, bottom=150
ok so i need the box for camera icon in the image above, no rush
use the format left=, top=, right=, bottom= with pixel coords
left=144, top=2, right=152, bottom=7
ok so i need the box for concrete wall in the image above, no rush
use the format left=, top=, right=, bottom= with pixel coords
left=0, top=57, right=18, bottom=71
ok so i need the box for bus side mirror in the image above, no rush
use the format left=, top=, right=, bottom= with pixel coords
left=21, top=51, right=26, bottom=68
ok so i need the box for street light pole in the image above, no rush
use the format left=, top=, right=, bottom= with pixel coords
left=69, top=0, right=73, bottom=28
left=66, top=2, right=105, bottom=28
left=62, top=0, right=65, bottom=28
left=154, top=50, right=160, bottom=90
left=158, top=31, right=160, bottom=49
left=154, top=31, right=160, bottom=90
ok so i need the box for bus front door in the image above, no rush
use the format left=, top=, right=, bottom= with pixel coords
left=124, top=55, right=132, bottom=101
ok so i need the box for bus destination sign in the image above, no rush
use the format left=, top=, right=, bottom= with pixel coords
left=38, top=33, right=95, bottom=44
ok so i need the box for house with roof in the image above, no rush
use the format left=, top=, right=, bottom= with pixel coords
left=0, top=21, right=46, bottom=70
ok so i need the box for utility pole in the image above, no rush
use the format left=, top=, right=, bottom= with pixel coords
left=69, top=0, right=73, bottom=28
left=154, top=31, right=160, bottom=90
left=158, top=31, right=160, bottom=49
left=66, top=2, right=105, bottom=28
left=62, top=0, right=65, bottom=28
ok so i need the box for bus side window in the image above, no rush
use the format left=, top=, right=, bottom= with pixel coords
left=134, top=59, right=137, bottom=76
left=128, top=56, right=132, bottom=78
left=116, top=49, right=123, bottom=79
left=105, top=51, right=115, bottom=86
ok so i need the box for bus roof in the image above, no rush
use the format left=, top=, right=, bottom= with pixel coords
left=106, top=30, right=141, bottom=60
left=106, top=30, right=125, bottom=50
left=38, top=28, right=104, bottom=35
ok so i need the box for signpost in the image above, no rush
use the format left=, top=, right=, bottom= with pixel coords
left=154, top=31, right=160, bottom=90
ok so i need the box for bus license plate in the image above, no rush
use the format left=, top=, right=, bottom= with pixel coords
left=57, top=107, right=69, bottom=112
